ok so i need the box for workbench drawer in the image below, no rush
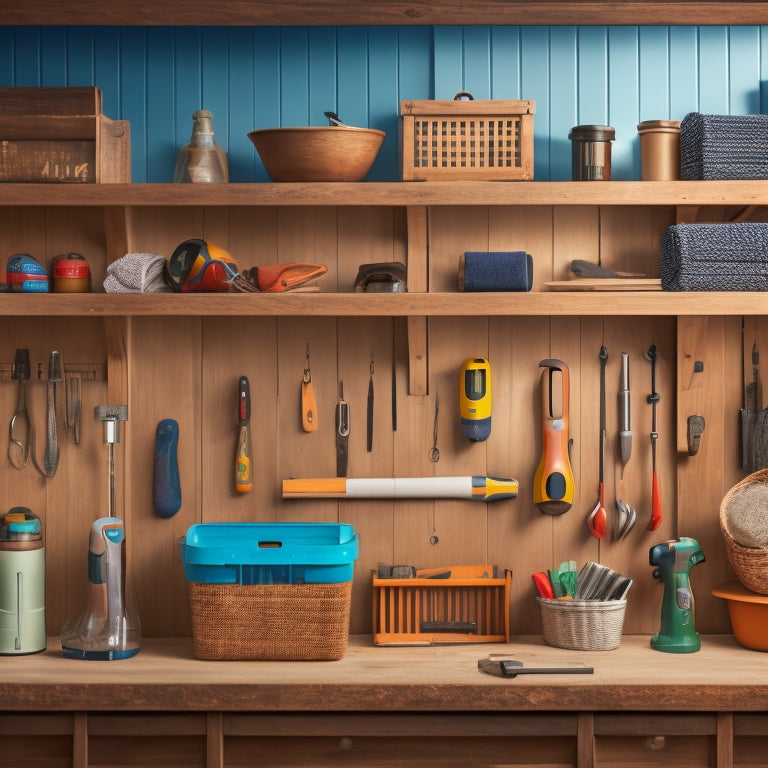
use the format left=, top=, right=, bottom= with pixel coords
left=594, top=713, right=717, bottom=768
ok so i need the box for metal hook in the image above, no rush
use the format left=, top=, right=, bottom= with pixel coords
left=303, top=338, right=311, bottom=383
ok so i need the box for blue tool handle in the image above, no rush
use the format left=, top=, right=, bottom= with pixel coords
left=153, top=418, right=181, bottom=518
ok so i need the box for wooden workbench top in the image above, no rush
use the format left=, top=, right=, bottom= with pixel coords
left=3, top=635, right=768, bottom=713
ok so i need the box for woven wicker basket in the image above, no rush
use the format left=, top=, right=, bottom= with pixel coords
left=720, top=470, right=768, bottom=595
left=187, top=581, right=352, bottom=660
left=537, top=597, right=626, bottom=651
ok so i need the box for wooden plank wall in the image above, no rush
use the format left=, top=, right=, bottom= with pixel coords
left=4, top=200, right=757, bottom=639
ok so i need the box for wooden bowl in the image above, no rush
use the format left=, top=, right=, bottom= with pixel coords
left=248, top=126, right=385, bottom=182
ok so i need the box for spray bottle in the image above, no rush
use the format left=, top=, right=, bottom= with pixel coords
left=649, top=537, right=705, bottom=653
left=61, top=406, right=140, bottom=660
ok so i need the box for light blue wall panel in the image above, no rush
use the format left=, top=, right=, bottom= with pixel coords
left=228, top=28, right=257, bottom=182
left=461, top=26, right=492, bottom=99
left=549, top=27, right=578, bottom=180
left=433, top=26, right=464, bottom=98
left=146, top=28, right=175, bottom=183
left=368, top=26, right=400, bottom=179
left=729, top=26, right=761, bottom=114
left=337, top=27, right=369, bottom=128
left=698, top=26, right=729, bottom=113
left=610, top=27, right=639, bottom=180
left=120, top=28, right=148, bottom=182
left=521, top=27, right=551, bottom=180
left=490, top=26, right=521, bottom=99
left=668, top=26, right=698, bottom=119
left=3, top=24, right=768, bottom=182
left=577, top=27, right=609, bottom=125
left=93, top=27, right=121, bottom=118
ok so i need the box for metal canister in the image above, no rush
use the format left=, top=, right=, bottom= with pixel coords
left=569, top=125, right=616, bottom=181
left=638, top=120, right=681, bottom=181
left=51, top=252, right=91, bottom=293
left=0, top=507, right=45, bottom=655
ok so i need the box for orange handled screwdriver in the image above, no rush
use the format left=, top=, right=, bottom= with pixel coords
left=235, top=376, right=252, bottom=493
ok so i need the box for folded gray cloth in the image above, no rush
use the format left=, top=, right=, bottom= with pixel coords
left=104, top=252, right=170, bottom=293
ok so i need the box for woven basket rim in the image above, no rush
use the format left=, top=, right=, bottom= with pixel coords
left=536, top=597, right=626, bottom=609
left=719, top=468, right=768, bottom=548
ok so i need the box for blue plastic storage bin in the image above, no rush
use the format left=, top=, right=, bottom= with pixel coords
left=181, top=522, right=359, bottom=585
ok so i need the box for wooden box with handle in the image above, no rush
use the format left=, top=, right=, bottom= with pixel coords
left=0, top=86, right=130, bottom=182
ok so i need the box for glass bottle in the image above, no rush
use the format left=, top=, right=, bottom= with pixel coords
left=174, top=109, right=229, bottom=183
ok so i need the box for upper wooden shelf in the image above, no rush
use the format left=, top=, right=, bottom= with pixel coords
left=3, top=181, right=768, bottom=208
left=3, top=289, right=768, bottom=318
left=6, top=1, right=768, bottom=27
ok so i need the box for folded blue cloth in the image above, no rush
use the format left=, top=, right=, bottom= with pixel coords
left=461, top=251, right=533, bottom=292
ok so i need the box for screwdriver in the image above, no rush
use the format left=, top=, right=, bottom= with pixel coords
left=235, top=376, right=252, bottom=492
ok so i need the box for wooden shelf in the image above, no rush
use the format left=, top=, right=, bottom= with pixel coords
left=3, top=181, right=768, bottom=208
left=3, top=290, right=768, bottom=318
left=6, top=1, right=768, bottom=27
left=2, top=634, right=767, bottom=712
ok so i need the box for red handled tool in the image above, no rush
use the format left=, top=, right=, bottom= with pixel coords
left=587, top=346, right=608, bottom=538
left=235, top=376, right=252, bottom=492
left=532, top=571, right=555, bottom=599
left=647, top=345, right=662, bottom=531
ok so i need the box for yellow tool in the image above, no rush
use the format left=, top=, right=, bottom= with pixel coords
left=533, top=359, right=574, bottom=515
left=459, top=357, right=491, bottom=441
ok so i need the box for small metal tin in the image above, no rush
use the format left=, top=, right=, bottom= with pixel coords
left=569, top=125, right=616, bottom=181
left=638, top=120, right=681, bottom=181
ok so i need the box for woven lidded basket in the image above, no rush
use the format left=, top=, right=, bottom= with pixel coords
left=720, top=469, right=768, bottom=595
left=537, top=597, right=626, bottom=651
left=187, top=581, right=352, bottom=661
left=680, top=112, right=768, bottom=180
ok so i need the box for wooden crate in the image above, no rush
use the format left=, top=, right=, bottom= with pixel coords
left=401, top=98, right=534, bottom=181
left=372, top=569, right=511, bottom=645
left=0, top=86, right=130, bottom=182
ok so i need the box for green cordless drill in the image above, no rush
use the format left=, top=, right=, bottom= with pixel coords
left=649, top=537, right=705, bottom=653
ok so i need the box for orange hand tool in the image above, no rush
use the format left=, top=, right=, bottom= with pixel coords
left=533, top=359, right=575, bottom=515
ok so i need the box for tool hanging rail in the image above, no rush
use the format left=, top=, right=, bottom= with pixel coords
left=0, top=362, right=106, bottom=381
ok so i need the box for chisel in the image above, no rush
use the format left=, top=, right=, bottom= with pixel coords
left=235, top=376, right=252, bottom=492
left=282, top=475, right=518, bottom=501
left=478, top=658, right=594, bottom=678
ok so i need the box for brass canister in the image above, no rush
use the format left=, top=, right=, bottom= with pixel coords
left=638, top=120, right=681, bottom=181
left=568, top=125, right=615, bottom=181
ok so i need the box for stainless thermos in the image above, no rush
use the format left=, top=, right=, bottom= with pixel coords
left=0, top=507, right=45, bottom=655
left=569, top=125, right=616, bottom=181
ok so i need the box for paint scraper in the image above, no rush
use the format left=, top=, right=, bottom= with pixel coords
left=478, top=658, right=594, bottom=678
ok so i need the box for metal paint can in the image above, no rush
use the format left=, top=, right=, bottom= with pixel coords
left=638, top=120, right=681, bottom=181
left=569, top=125, right=615, bottom=181
left=52, top=252, right=91, bottom=293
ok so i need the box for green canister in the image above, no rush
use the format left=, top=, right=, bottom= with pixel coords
left=0, top=507, right=45, bottom=655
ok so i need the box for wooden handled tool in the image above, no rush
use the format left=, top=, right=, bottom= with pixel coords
left=301, top=339, right=318, bottom=432
left=235, top=376, right=252, bottom=492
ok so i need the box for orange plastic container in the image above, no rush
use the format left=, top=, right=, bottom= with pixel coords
left=372, top=568, right=511, bottom=645
left=712, top=580, right=768, bottom=651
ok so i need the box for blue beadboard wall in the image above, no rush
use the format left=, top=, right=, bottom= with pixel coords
left=2, top=25, right=767, bottom=182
